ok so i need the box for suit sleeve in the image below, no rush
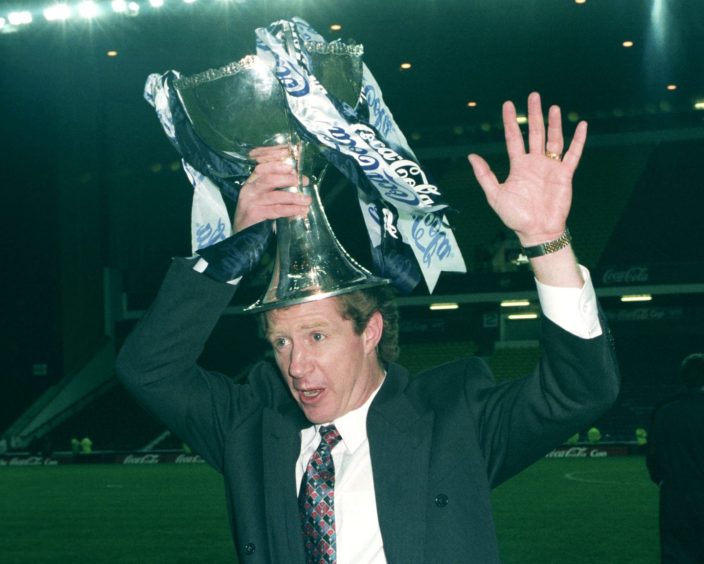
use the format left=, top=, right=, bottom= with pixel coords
left=115, top=257, right=260, bottom=473
left=472, top=309, right=620, bottom=487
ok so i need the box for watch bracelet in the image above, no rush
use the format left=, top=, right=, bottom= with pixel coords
left=521, top=228, right=572, bottom=258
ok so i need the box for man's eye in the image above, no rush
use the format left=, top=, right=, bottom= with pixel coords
left=312, top=332, right=325, bottom=342
left=272, top=338, right=288, bottom=350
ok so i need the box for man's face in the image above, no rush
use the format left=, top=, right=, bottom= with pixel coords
left=265, top=297, right=383, bottom=424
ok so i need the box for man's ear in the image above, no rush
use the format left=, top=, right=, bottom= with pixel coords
left=363, top=311, right=384, bottom=354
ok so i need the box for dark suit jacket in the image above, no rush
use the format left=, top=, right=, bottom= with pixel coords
left=117, top=258, right=620, bottom=563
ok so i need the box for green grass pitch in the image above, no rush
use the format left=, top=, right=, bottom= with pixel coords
left=0, top=457, right=659, bottom=563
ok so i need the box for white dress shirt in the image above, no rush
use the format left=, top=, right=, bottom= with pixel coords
left=296, top=383, right=386, bottom=564
left=295, top=269, right=603, bottom=563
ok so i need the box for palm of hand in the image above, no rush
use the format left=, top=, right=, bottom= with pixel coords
left=489, top=153, right=573, bottom=242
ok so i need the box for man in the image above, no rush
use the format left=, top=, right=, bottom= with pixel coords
left=647, top=353, right=704, bottom=564
left=116, top=93, right=619, bottom=562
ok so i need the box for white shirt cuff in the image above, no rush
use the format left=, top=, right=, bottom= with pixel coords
left=536, top=265, right=602, bottom=339
left=193, top=257, right=242, bottom=286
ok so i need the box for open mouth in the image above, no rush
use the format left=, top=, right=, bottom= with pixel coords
left=298, top=388, right=324, bottom=402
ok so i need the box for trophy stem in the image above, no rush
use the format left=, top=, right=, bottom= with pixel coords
left=244, top=142, right=387, bottom=313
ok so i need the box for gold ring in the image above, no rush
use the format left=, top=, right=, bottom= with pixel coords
left=545, top=151, right=561, bottom=161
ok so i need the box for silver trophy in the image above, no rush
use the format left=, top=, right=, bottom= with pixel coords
left=173, top=34, right=387, bottom=312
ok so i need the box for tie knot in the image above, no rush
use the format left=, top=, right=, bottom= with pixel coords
left=319, top=425, right=342, bottom=449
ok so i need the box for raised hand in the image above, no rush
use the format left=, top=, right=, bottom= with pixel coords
left=468, top=92, right=587, bottom=248
left=234, top=145, right=312, bottom=233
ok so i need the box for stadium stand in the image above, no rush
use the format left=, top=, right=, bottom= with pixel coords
left=30, top=384, right=165, bottom=454
left=487, top=342, right=541, bottom=384
left=398, top=340, right=478, bottom=375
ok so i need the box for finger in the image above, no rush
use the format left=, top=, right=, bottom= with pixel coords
left=562, top=121, right=588, bottom=174
left=249, top=189, right=311, bottom=207
left=249, top=145, right=291, bottom=162
left=258, top=173, right=310, bottom=190
left=253, top=159, right=297, bottom=177
left=244, top=173, right=299, bottom=194
left=240, top=174, right=312, bottom=213
left=258, top=204, right=311, bottom=221
left=248, top=146, right=289, bottom=162
left=468, top=154, right=500, bottom=203
left=246, top=161, right=299, bottom=192
left=502, top=101, right=525, bottom=161
left=527, top=92, right=545, bottom=155
left=235, top=197, right=310, bottom=232
left=545, top=105, right=564, bottom=157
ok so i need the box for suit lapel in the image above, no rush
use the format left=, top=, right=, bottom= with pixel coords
left=368, top=367, right=434, bottom=564
left=262, top=406, right=307, bottom=564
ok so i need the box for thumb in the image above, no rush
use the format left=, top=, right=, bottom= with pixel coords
left=468, top=154, right=499, bottom=201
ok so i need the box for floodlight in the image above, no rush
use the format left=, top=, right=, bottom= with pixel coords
left=620, top=294, right=653, bottom=303
left=500, top=299, right=530, bottom=308
left=149, top=0, right=165, bottom=7
left=44, top=4, right=72, bottom=21
left=508, top=313, right=539, bottom=320
left=429, top=303, right=459, bottom=311
left=8, top=11, right=33, bottom=25
left=78, top=1, right=100, bottom=19
left=112, top=0, right=128, bottom=13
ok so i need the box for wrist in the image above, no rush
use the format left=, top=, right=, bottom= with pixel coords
left=521, top=228, right=572, bottom=259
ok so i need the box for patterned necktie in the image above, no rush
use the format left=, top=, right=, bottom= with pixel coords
left=299, top=425, right=343, bottom=564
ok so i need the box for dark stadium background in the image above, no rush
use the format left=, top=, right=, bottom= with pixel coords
left=1, top=1, right=702, bottom=562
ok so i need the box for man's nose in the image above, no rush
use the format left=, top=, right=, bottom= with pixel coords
left=288, top=344, right=311, bottom=378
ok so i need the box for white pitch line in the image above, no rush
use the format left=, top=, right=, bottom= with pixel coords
left=564, top=471, right=636, bottom=485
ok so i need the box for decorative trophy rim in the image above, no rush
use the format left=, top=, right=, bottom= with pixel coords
left=173, top=54, right=264, bottom=91
left=304, top=40, right=364, bottom=56
left=173, top=41, right=364, bottom=92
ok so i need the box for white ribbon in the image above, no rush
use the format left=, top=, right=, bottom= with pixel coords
left=256, top=18, right=466, bottom=292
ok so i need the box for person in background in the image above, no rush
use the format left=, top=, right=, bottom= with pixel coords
left=647, top=353, right=704, bottom=564
left=70, top=437, right=80, bottom=462
left=80, top=437, right=93, bottom=455
left=635, top=427, right=648, bottom=446
left=566, top=432, right=580, bottom=446
left=587, top=426, right=602, bottom=444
